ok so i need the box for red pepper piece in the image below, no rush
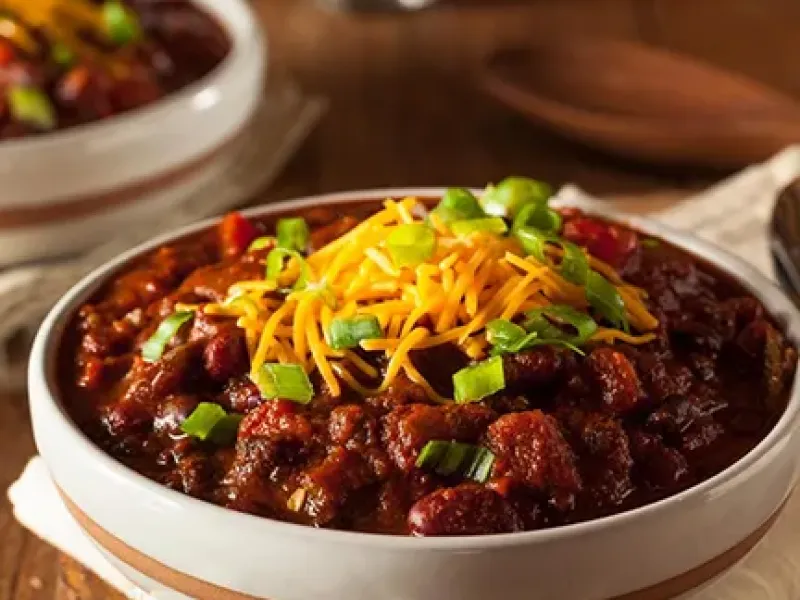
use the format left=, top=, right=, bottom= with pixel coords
left=0, top=40, right=15, bottom=67
left=220, top=212, right=258, bottom=257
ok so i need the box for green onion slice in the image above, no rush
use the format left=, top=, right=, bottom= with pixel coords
left=585, top=271, right=628, bottom=331
left=328, top=315, right=383, bottom=350
left=430, top=188, right=485, bottom=224
left=481, top=176, right=553, bottom=219
left=248, top=236, right=275, bottom=251
left=453, top=356, right=505, bottom=403
left=524, top=305, right=598, bottom=345
left=103, top=0, right=142, bottom=45
left=486, top=317, right=585, bottom=356
left=515, top=227, right=589, bottom=285
left=7, top=85, right=56, bottom=130
left=486, top=319, right=527, bottom=350
left=266, top=248, right=311, bottom=288
left=513, top=203, right=562, bottom=234
left=415, top=441, right=495, bottom=483
left=252, top=363, right=314, bottom=404
left=51, top=42, right=75, bottom=67
left=180, top=402, right=242, bottom=445
left=141, top=310, right=194, bottom=363
left=276, top=218, right=310, bottom=253
left=641, top=238, right=660, bottom=248
left=387, top=224, right=437, bottom=268
left=450, top=217, right=508, bottom=237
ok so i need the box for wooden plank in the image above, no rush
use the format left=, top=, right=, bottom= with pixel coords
left=0, top=393, right=42, bottom=600
left=647, top=0, right=800, bottom=97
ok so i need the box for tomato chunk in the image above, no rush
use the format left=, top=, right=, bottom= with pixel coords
left=563, top=217, right=638, bottom=268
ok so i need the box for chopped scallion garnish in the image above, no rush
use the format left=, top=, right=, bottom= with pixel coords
left=641, top=238, right=660, bottom=248
left=51, top=42, right=75, bottom=68
left=450, top=217, right=508, bottom=237
left=248, top=236, right=276, bottom=251
left=141, top=310, right=194, bottom=363
left=103, top=0, right=141, bottom=45
left=453, top=356, right=505, bottom=403
left=252, top=363, right=314, bottom=404
left=328, top=315, right=383, bottom=350
left=430, top=188, right=485, bottom=224
left=524, top=305, right=598, bottom=346
left=485, top=319, right=527, bottom=350
left=515, top=227, right=588, bottom=285
left=180, top=402, right=242, bottom=445
left=586, top=271, right=629, bottom=331
left=266, top=248, right=311, bottom=288
left=486, top=310, right=592, bottom=356
left=387, top=224, right=437, bottom=268
left=276, top=218, right=310, bottom=253
left=513, top=203, right=562, bottom=234
left=415, top=441, right=495, bottom=483
left=7, top=85, right=56, bottom=130
left=481, top=176, right=552, bottom=219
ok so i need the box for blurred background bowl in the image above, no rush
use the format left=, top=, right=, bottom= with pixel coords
left=0, top=0, right=266, bottom=267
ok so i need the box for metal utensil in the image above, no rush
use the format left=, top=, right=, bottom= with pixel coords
left=770, top=179, right=800, bottom=306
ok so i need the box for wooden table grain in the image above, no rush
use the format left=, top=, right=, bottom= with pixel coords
left=3, top=0, right=800, bottom=597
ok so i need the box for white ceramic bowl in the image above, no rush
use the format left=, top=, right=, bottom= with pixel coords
left=29, top=189, right=800, bottom=600
left=0, top=0, right=265, bottom=266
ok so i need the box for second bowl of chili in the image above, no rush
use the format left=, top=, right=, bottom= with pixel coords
left=0, top=0, right=264, bottom=265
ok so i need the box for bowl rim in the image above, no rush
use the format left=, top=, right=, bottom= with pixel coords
left=29, top=186, right=800, bottom=551
left=0, top=0, right=258, bottom=156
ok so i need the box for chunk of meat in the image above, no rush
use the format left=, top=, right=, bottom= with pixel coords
left=586, top=348, right=643, bottom=413
left=177, top=258, right=264, bottom=303
left=238, top=400, right=314, bottom=447
left=122, top=342, right=204, bottom=408
left=485, top=410, right=581, bottom=510
left=503, top=347, right=570, bottom=391
left=408, top=484, right=523, bottom=536
left=645, top=390, right=726, bottom=437
left=221, top=437, right=280, bottom=516
left=329, top=404, right=393, bottom=479
left=301, top=447, right=375, bottom=526
left=575, top=414, right=634, bottom=507
left=635, top=352, right=693, bottom=403
left=367, top=373, right=430, bottom=411
left=628, top=430, right=689, bottom=491
left=381, top=404, right=495, bottom=471
left=173, top=453, right=214, bottom=498
left=329, top=404, right=380, bottom=450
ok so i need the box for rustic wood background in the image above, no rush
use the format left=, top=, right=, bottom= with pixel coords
left=3, top=0, right=800, bottom=597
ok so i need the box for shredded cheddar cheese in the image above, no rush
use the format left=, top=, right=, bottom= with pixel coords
left=201, top=197, right=659, bottom=401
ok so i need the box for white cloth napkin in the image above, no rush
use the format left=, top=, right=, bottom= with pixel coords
left=9, top=146, right=800, bottom=598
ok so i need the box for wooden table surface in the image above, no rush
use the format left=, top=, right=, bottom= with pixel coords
left=3, top=0, right=800, bottom=597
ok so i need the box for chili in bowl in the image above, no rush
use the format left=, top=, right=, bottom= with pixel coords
left=29, top=181, right=800, bottom=600
left=0, top=0, right=264, bottom=266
